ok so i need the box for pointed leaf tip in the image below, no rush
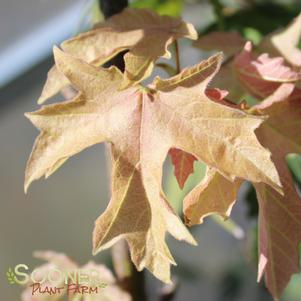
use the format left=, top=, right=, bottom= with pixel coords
left=53, top=46, right=67, bottom=65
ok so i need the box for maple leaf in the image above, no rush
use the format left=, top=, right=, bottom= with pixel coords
left=259, top=13, right=301, bottom=68
left=205, top=87, right=229, bottom=101
left=184, top=167, right=242, bottom=226
left=183, top=86, right=301, bottom=299
left=25, top=48, right=281, bottom=282
left=211, top=63, right=246, bottom=102
left=21, top=251, right=131, bottom=301
left=194, top=31, right=246, bottom=57
left=169, top=148, right=196, bottom=189
left=194, top=36, right=301, bottom=103
left=192, top=31, right=247, bottom=102
left=234, top=42, right=301, bottom=99
left=253, top=94, right=301, bottom=299
left=38, top=8, right=197, bottom=104
left=169, top=88, right=228, bottom=189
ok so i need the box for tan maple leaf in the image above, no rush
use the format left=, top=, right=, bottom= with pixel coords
left=25, top=48, right=281, bottom=282
left=169, top=88, right=229, bottom=189
left=259, top=13, right=301, bottom=68
left=38, top=8, right=197, bottom=104
left=192, top=31, right=246, bottom=102
left=184, top=167, right=242, bottom=226
left=254, top=93, right=301, bottom=299
left=184, top=86, right=301, bottom=299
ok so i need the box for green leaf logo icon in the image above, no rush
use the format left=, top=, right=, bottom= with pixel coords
left=6, top=268, right=16, bottom=285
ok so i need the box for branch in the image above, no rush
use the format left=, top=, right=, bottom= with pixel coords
left=174, top=40, right=181, bottom=74
left=100, top=0, right=128, bottom=18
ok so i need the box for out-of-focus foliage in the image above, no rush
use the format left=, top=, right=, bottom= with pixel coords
left=202, top=0, right=301, bottom=44
left=131, top=0, right=183, bottom=16
left=287, top=154, right=301, bottom=187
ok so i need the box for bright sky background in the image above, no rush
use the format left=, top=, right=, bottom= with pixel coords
left=0, top=0, right=86, bottom=87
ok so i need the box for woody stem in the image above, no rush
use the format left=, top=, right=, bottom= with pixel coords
left=174, top=40, right=181, bottom=74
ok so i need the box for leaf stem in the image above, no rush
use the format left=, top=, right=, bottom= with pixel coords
left=174, top=40, right=181, bottom=74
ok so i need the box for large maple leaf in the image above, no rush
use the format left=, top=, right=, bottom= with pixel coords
left=184, top=87, right=301, bottom=299
left=25, top=48, right=281, bottom=282
left=38, top=8, right=197, bottom=104
left=168, top=88, right=229, bottom=189
left=254, top=94, right=301, bottom=299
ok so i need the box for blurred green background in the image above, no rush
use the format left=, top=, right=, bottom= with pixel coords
left=0, top=0, right=300, bottom=300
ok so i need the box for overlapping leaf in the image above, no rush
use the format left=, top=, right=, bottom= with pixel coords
left=190, top=27, right=301, bottom=298
left=259, top=13, right=301, bottom=68
left=192, top=31, right=247, bottom=102
left=184, top=167, right=242, bottom=226
left=169, top=148, right=196, bottom=189
left=38, top=8, right=197, bottom=104
left=183, top=87, right=301, bottom=299
left=194, top=28, right=301, bottom=103
left=234, top=42, right=301, bottom=99
left=254, top=94, right=301, bottom=299
left=25, top=48, right=281, bottom=282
